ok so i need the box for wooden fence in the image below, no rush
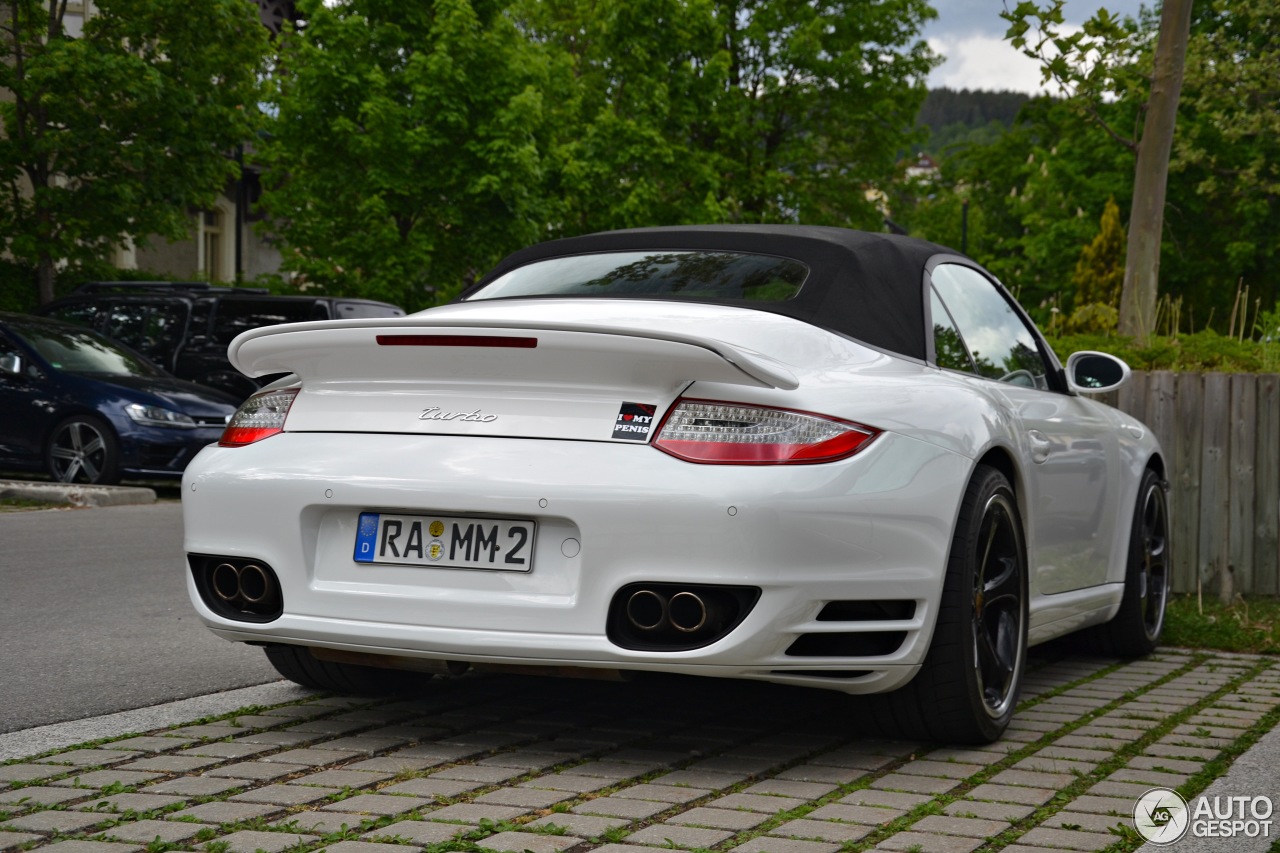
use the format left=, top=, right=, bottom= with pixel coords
left=1101, top=372, right=1280, bottom=597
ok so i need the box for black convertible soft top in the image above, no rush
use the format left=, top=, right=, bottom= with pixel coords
left=461, top=225, right=964, bottom=362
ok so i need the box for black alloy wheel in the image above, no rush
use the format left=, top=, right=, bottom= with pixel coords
left=1088, top=468, right=1170, bottom=656
left=1136, top=475, right=1171, bottom=642
left=866, top=464, right=1027, bottom=744
left=972, top=490, right=1025, bottom=721
left=46, top=416, right=121, bottom=485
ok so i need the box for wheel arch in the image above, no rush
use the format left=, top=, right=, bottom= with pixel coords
left=43, top=406, right=121, bottom=447
left=975, top=445, right=1021, bottom=499
left=1145, top=451, right=1167, bottom=480
left=973, top=445, right=1030, bottom=535
left=1112, top=450, right=1169, bottom=585
left=969, top=444, right=1035, bottom=596
left=924, top=444, right=1027, bottom=639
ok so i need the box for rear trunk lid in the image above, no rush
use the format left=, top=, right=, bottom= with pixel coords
left=228, top=303, right=801, bottom=443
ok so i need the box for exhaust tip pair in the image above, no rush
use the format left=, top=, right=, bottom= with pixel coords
left=607, top=582, right=760, bottom=652
left=189, top=554, right=283, bottom=622
left=626, top=589, right=708, bottom=633
left=211, top=562, right=273, bottom=605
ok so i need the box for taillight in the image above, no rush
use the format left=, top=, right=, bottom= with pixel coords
left=653, top=399, right=879, bottom=464
left=219, top=388, right=299, bottom=447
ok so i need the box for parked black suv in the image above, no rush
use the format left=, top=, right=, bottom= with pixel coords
left=36, top=283, right=405, bottom=399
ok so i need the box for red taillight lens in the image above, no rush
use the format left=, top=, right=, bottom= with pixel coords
left=653, top=399, right=879, bottom=464
left=219, top=388, right=299, bottom=447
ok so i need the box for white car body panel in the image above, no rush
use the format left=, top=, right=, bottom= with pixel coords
left=186, top=429, right=967, bottom=692
left=183, top=292, right=1162, bottom=695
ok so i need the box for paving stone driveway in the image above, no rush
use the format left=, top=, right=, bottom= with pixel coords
left=1, top=649, right=1277, bottom=853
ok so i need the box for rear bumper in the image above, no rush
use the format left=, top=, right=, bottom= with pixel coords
left=182, top=430, right=970, bottom=693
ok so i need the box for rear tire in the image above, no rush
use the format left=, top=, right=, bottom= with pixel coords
left=264, top=645, right=431, bottom=695
left=868, top=465, right=1028, bottom=744
left=1085, top=469, right=1169, bottom=657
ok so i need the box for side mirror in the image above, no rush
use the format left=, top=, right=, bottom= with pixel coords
left=1066, top=350, right=1130, bottom=394
left=0, top=354, right=20, bottom=375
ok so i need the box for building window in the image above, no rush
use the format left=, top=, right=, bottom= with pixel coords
left=201, top=209, right=224, bottom=281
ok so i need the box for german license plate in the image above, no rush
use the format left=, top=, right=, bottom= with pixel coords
left=353, top=512, right=535, bottom=571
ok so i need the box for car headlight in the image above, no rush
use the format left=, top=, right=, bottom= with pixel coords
left=125, top=403, right=197, bottom=428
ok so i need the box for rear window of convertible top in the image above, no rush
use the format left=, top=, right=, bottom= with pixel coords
left=466, top=251, right=809, bottom=303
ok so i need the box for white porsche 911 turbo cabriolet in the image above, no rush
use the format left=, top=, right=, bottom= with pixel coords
left=182, top=225, right=1169, bottom=743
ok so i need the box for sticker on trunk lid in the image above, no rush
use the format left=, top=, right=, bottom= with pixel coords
left=613, top=402, right=657, bottom=441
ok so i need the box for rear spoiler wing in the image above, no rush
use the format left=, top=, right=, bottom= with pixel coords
left=228, top=317, right=799, bottom=391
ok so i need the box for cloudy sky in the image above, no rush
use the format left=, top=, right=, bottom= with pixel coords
left=922, top=1, right=1149, bottom=94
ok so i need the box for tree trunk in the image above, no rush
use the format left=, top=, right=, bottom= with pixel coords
left=1118, top=0, right=1193, bottom=344
left=37, top=256, right=57, bottom=306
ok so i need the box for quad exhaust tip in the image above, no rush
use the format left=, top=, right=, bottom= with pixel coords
left=190, top=554, right=283, bottom=623
left=625, top=589, right=709, bottom=634
left=212, top=562, right=272, bottom=604
left=668, top=591, right=708, bottom=633
left=605, top=581, right=761, bottom=652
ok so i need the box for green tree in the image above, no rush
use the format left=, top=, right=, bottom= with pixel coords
left=258, top=0, right=552, bottom=309
left=0, top=0, right=269, bottom=305
left=525, top=0, right=939, bottom=235
left=1072, top=196, right=1125, bottom=308
left=902, top=2, right=1277, bottom=333
left=1003, top=0, right=1194, bottom=344
left=1166, top=0, right=1280, bottom=319
left=896, top=96, right=1132, bottom=320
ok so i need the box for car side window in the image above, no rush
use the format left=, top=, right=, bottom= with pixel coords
left=213, top=299, right=318, bottom=345
left=43, top=302, right=102, bottom=330
left=929, top=288, right=977, bottom=373
left=101, top=300, right=188, bottom=360
left=930, top=264, right=1050, bottom=390
left=335, top=301, right=406, bottom=319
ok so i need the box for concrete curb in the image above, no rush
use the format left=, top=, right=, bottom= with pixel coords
left=0, top=479, right=156, bottom=508
left=0, top=683, right=317, bottom=762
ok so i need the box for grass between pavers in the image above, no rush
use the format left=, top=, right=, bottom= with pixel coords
left=7, top=653, right=1121, bottom=840
left=719, top=652, right=1213, bottom=853
left=979, top=656, right=1278, bottom=852
left=6, top=679, right=728, bottom=848
left=0, top=660, right=1058, bottom=848
left=3, top=654, right=1275, bottom=853
left=1164, top=593, right=1280, bottom=655
left=0, top=698, right=366, bottom=834
left=1100, top=699, right=1280, bottom=852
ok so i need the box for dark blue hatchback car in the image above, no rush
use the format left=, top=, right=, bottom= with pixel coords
left=0, top=312, right=237, bottom=484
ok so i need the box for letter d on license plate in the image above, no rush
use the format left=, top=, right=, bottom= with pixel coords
left=354, top=512, right=535, bottom=572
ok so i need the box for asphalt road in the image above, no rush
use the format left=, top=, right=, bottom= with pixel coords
left=0, top=502, right=281, bottom=734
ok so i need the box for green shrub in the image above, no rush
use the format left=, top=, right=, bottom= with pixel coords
left=1049, top=330, right=1274, bottom=373
left=1258, top=307, right=1280, bottom=372
left=1065, top=302, right=1119, bottom=334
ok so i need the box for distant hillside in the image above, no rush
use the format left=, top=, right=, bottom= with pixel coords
left=917, top=87, right=1032, bottom=154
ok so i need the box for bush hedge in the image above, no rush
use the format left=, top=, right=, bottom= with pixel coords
left=1048, top=329, right=1280, bottom=374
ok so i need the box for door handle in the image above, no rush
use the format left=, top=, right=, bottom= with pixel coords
left=1028, top=430, right=1052, bottom=464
